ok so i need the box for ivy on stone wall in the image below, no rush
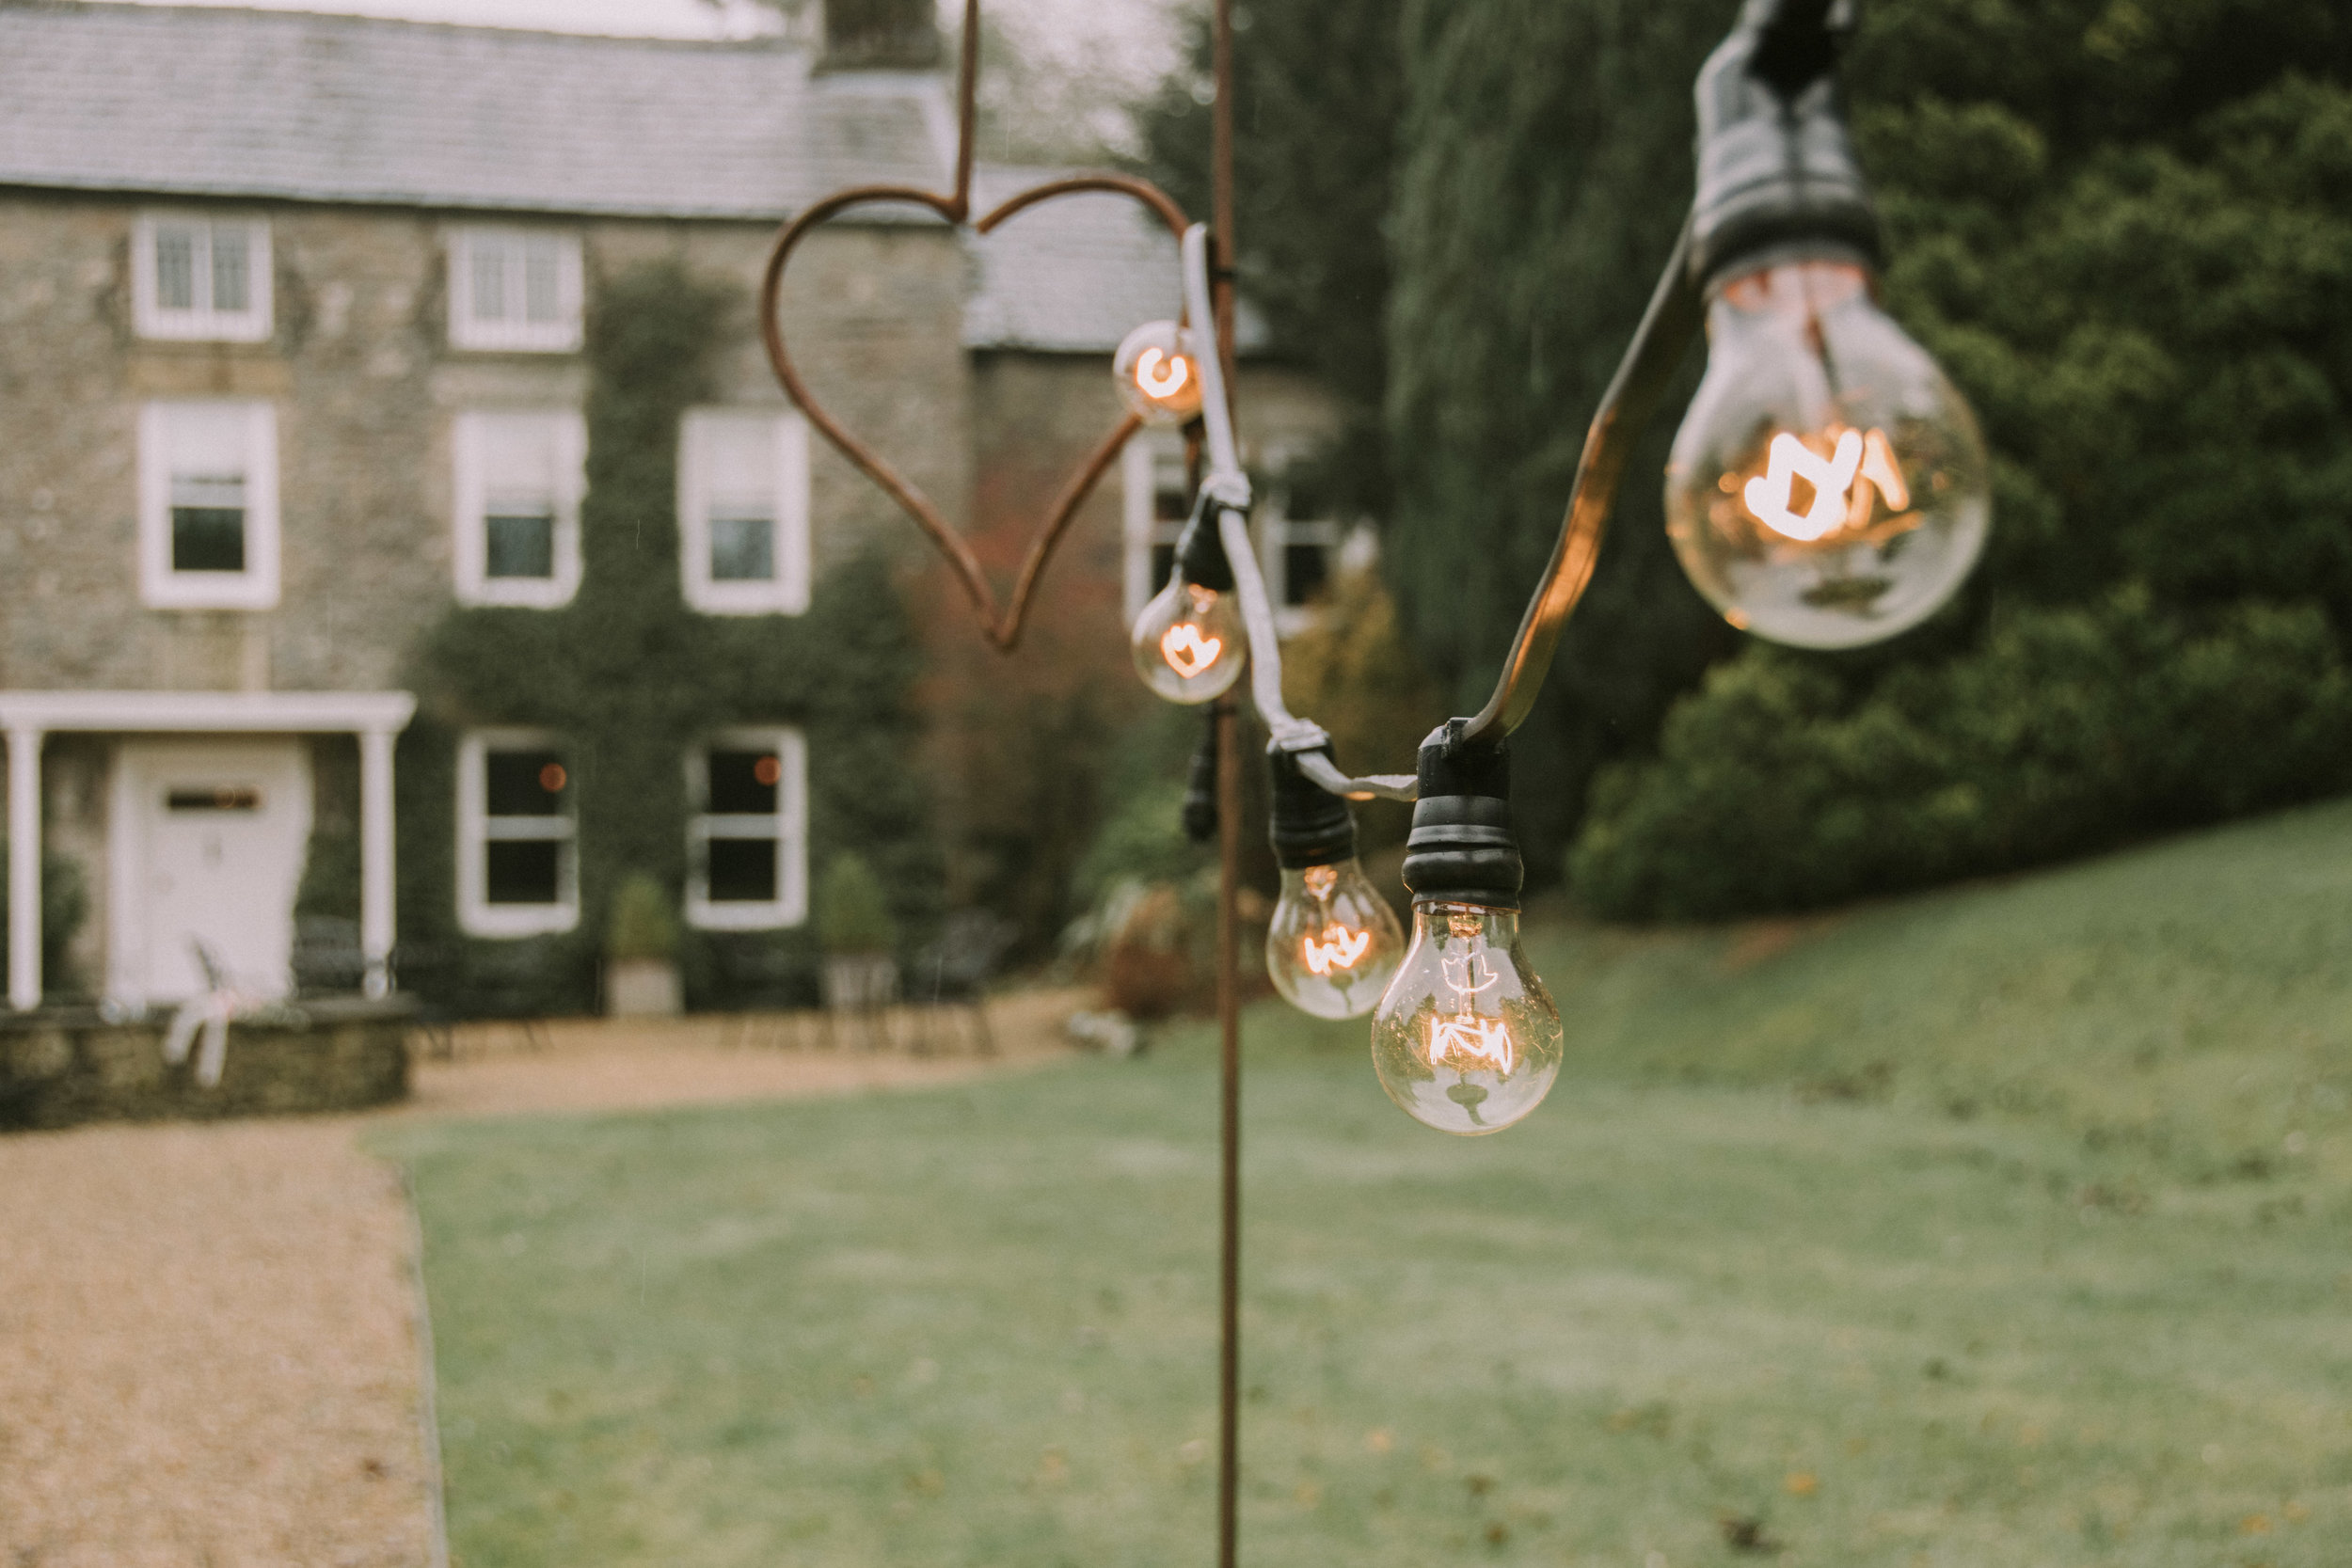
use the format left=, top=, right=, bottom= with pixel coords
left=315, top=259, right=940, bottom=1015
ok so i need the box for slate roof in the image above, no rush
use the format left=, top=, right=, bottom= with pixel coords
left=0, top=4, right=1268, bottom=356
left=0, top=3, right=948, bottom=220
left=961, top=165, right=1270, bottom=356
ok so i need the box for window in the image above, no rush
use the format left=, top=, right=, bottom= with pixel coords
left=452, top=410, right=585, bottom=608
left=457, top=731, right=579, bottom=937
left=447, top=228, right=583, bottom=352
left=686, top=729, right=807, bottom=930
left=1262, top=461, right=1344, bottom=637
left=678, top=409, right=812, bottom=615
left=133, top=214, right=272, bottom=342
left=1121, top=436, right=1194, bottom=624
left=137, top=401, right=279, bottom=610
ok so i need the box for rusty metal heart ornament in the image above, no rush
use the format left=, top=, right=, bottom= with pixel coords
left=757, top=0, right=1194, bottom=651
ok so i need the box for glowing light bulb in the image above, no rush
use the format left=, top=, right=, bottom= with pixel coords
left=1113, top=320, right=1204, bottom=427
left=1130, top=577, right=1244, bottom=704
left=1665, top=260, right=1990, bottom=649
left=1265, top=861, right=1405, bottom=1020
left=1370, top=902, right=1563, bottom=1136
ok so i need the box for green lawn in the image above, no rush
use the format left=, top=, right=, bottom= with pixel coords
left=380, top=801, right=2352, bottom=1567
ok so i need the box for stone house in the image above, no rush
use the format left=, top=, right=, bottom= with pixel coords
left=0, top=2, right=1342, bottom=1011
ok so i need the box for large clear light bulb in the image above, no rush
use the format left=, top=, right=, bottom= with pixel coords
left=1265, top=862, right=1405, bottom=1020
left=1665, top=260, right=1990, bottom=649
left=1370, top=902, right=1563, bottom=1136
left=1130, top=577, right=1244, bottom=704
left=1112, top=320, right=1203, bottom=427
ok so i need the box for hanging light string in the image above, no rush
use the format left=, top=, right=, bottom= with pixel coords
left=1179, top=226, right=1422, bottom=802
left=1179, top=217, right=1707, bottom=785
left=1457, top=220, right=1701, bottom=743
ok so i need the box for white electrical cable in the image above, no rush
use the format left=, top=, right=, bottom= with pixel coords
left=1180, top=226, right=1250, bottom=507
left=1216, top=503, right=1325, bottom=753
left=1183, top=226, right=1418, bottom=804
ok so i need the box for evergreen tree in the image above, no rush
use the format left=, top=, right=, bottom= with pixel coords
left=1389, top=0, right=2352, bottom=912
left=1386, top=0, right=1742, bottom=875
left=1133, top=0, right=1408, bottom=524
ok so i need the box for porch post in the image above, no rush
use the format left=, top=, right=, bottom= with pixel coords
left=359, top=724, right=395, bottom=999
left=8, top=725, right=42, bottom=1011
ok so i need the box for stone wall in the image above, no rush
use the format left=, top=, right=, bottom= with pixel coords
left=0, top=193, right=969, bottom=699
left=0, top=999, right=411, bottom=1131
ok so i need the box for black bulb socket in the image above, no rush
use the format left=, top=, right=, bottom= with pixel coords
left=1182, top=707, right=1219, bottom=844
left=1400, top=721, right=1522, bottom=911
left=1689, top=0, right=1882, bottom=296
left=1267, top=745, right=1358, bottom=871
left=1170, top=495, right=1236, bottom=594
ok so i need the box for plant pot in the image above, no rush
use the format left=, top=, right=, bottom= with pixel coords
left=605, top=957, right=682, bottom=1018
left=821, top=953, right=898, bottom=1010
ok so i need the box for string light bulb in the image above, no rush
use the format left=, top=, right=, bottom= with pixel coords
left=1666, top=0, right=1990, bottom=649
left=1263, top=749, right=1403, bottom=1019
left=1371, top=901, right=1562, bottom=1134
left=1368, top=726, right=1561, bottom=1135
left=1132, top=497, right=1244, bottom=704
left=1664, top=260, right=1989, bottom=647
left=1131, top=578, right=1243, bottom=703
left=1113, top=320, right=1204, bottom=427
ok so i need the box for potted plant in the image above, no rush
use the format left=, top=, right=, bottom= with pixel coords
left=818, top=852, right=899, bottom=1012
left=604, top=873, right=682, bottom=1017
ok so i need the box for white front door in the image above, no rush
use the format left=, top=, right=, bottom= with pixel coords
left=111, top=740, right=311, bottom=1006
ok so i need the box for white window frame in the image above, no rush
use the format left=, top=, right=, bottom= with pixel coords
left=1121, top=435, right=1194, bottom=625
left=451, top=409, right=586, bottom=609
left=136, top=400, right=281, bottom=610
left=686, top=728, right=808, bottom=931
left=1260, top=479, right=1345, bottom=639
left=132, top=212, right=273, bottom=343
left=445, top=227, right=585, bottom=353
left=456, top=729, right=580, bottom=939
left=678, top=408, right=812, bottom=615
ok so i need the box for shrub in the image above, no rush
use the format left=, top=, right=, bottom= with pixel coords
left=606, top=875, right=679, bottom=963
left=818, top=853, right=898, bottom=956
left=0, top=843, right=87, bottom=998
left=1572, top=589, right=2352, bottom=919
left=1277, top=563, right=1444, bottom=851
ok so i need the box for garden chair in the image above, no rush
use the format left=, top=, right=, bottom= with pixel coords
left=909, top=911, right=1017, bottom=1056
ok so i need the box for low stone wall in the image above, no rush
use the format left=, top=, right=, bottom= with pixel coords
left=0, top=999, right=412, bottom=1132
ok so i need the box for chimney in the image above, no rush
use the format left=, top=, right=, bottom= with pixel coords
left=822, top=0, right=941, bottom=71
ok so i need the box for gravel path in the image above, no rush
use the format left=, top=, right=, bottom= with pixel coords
left=0, top=1119, right=436, bottom=1568
left=0, top=994, right=1083, bottom=1567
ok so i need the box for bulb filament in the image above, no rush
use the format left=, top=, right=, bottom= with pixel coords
left=1429, top=1014, right=1515, bottom=1074
left=1743, top=426, right=1910, bottom=542
left=1134, top=347, right=1191, bottom=401
left=1159, top=623, right=1222, bottom=678
left=1439, top=950, right=1501, bottom=997
left=1300, top=925, right=1372, bottom=976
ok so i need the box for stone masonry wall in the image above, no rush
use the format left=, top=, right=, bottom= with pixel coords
left=0, top=192, right=970, bottom=697
left=0, top=1000, right=411, bottom=1131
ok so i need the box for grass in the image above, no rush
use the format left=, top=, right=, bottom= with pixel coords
left=378, top=800, right=2352, bottom=1567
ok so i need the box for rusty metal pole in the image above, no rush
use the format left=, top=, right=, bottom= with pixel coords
left=1209, top=3, right=1242, bottom=1567
left=1213, top=693, right=1241, bottom=1568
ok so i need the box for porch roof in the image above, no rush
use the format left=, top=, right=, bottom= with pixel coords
left=0, top=690, right=416, bottom=735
